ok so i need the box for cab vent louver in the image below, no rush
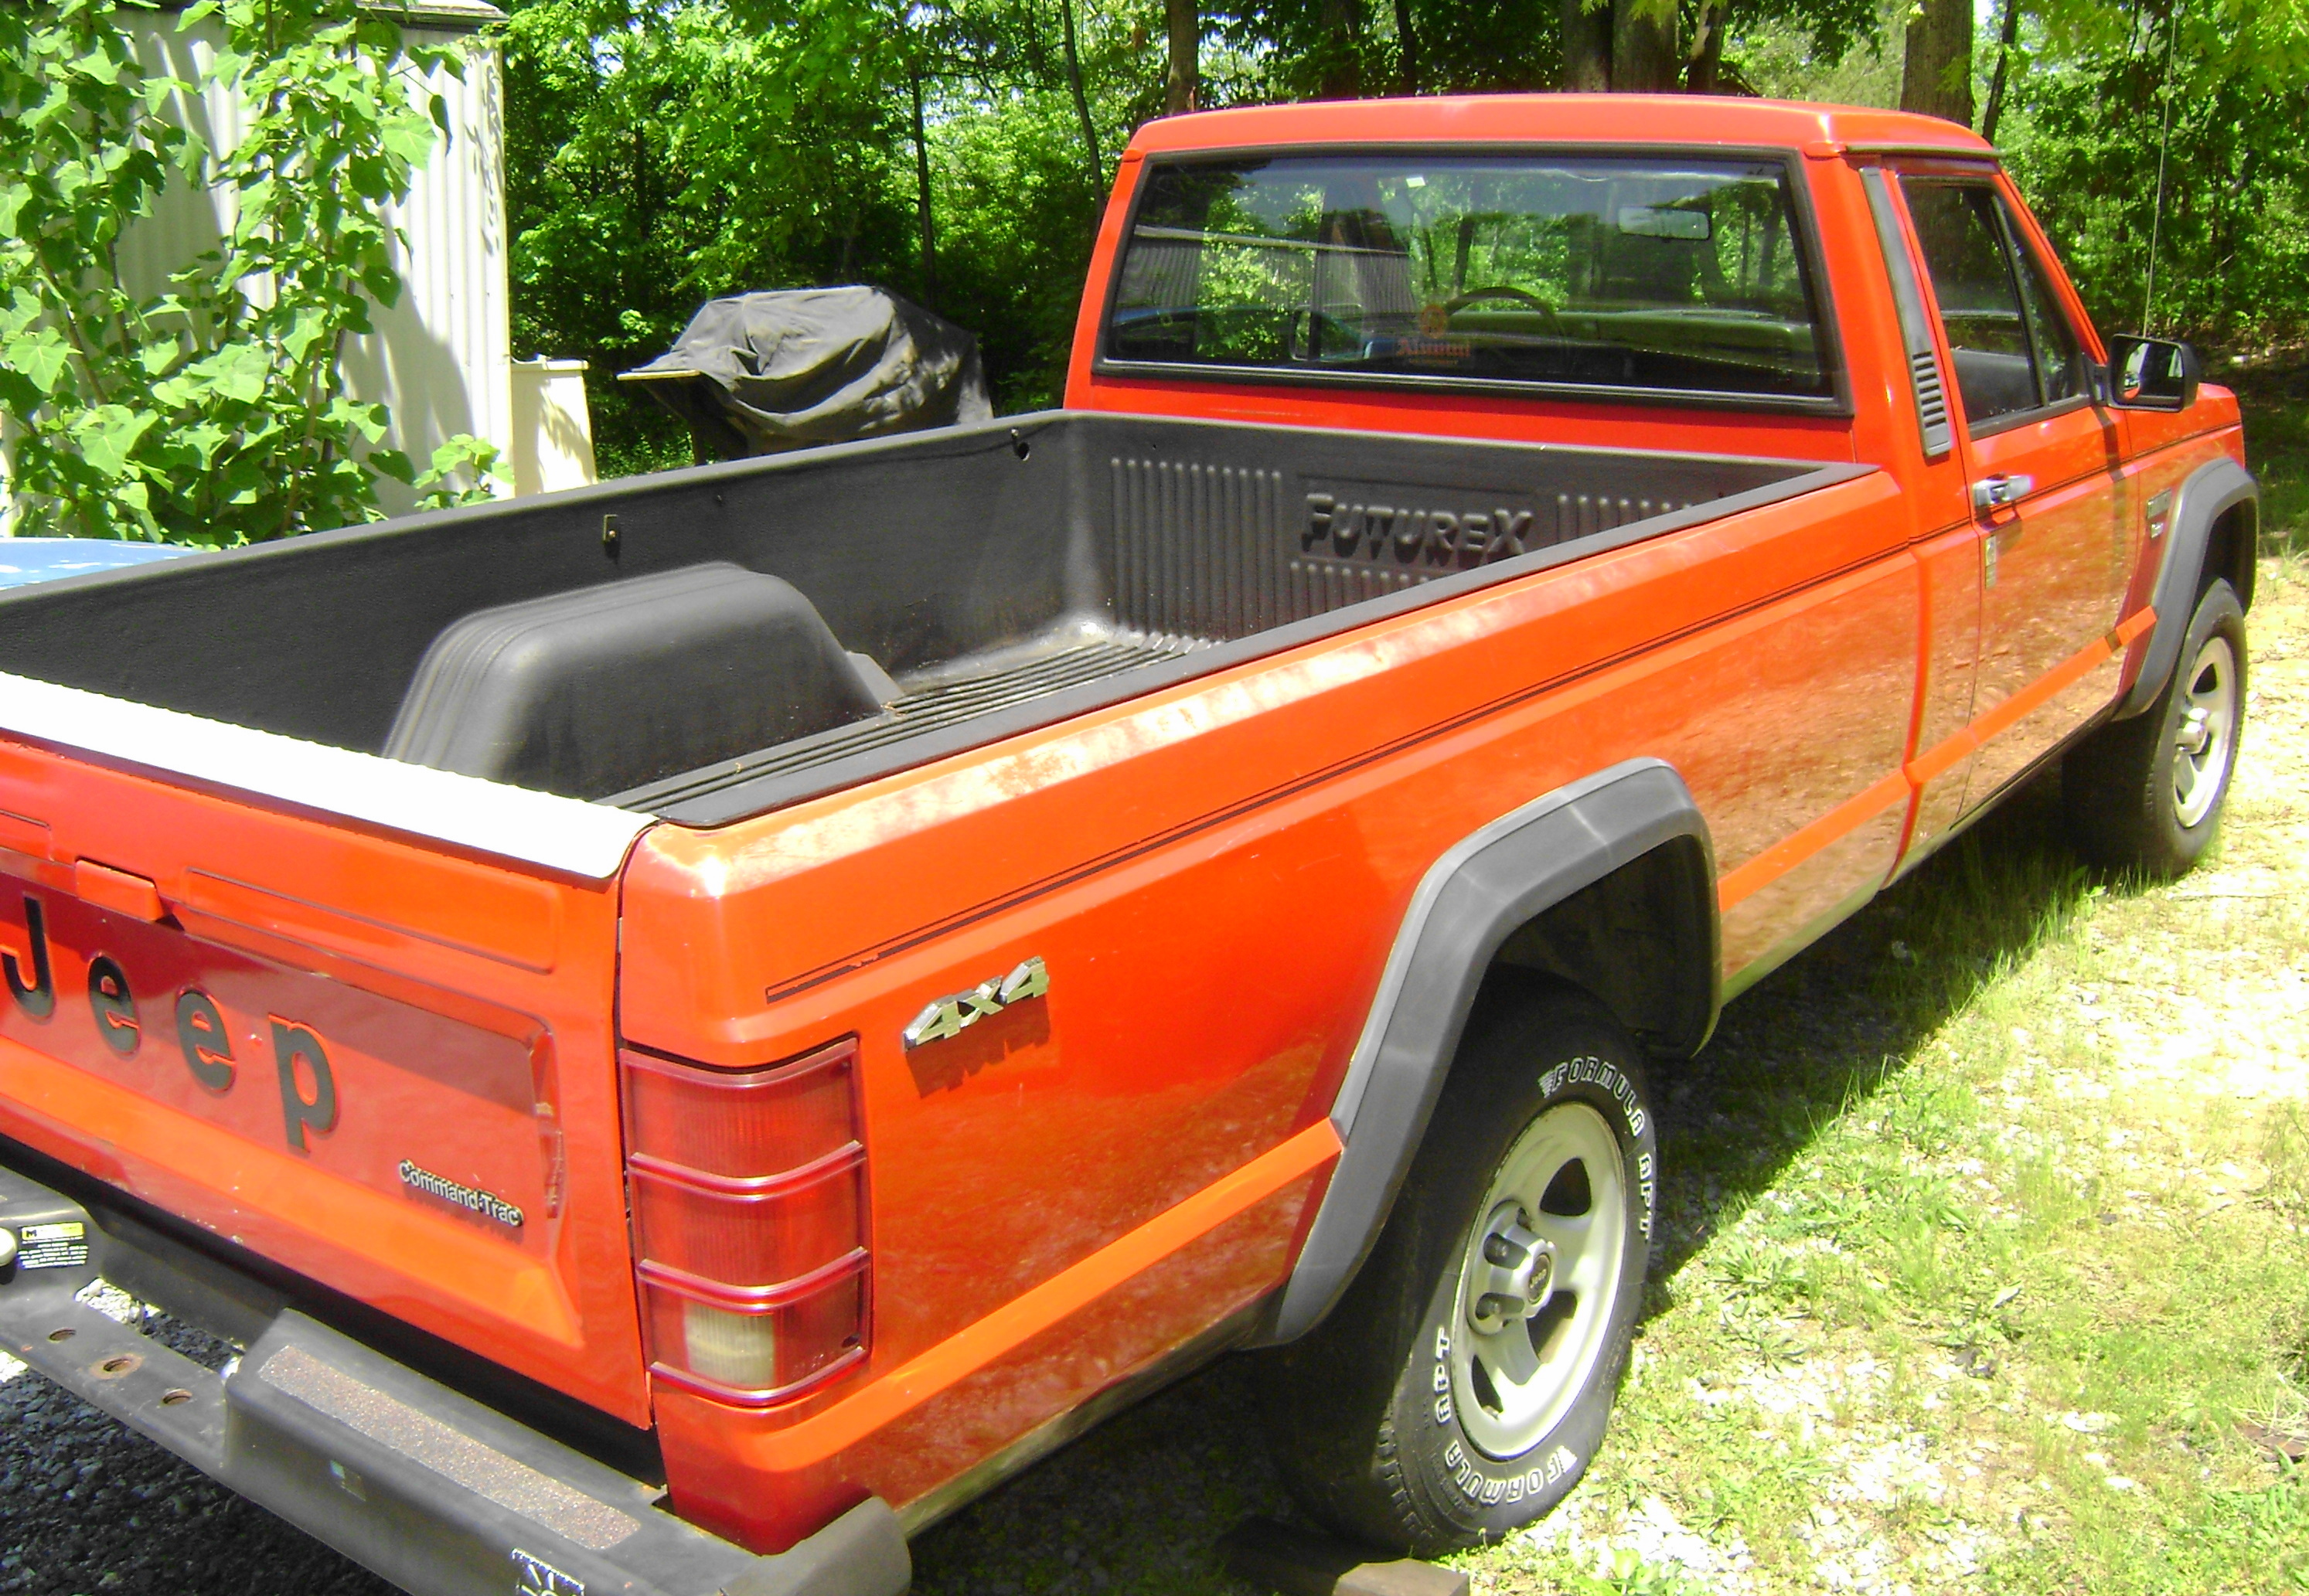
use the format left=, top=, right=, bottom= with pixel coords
left=1862, top=165, right=1957, bottom=463
left=1910, top=350, right=1953, bottom=457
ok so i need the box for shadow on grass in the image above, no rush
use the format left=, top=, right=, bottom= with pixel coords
left=1642, top=772, right=2110, bottom=1295
left=911, top=774, right=2153, bottom=1594
left=2234, top=358, right=2309, bottom=560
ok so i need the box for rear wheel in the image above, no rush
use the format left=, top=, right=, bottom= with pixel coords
left=2065, top=579, right=2246, bottom=878
left=1259, top=983, right=1656, bottom=1553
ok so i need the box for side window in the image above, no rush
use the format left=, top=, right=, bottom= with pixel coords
left=1901, top=180, right=2037, bottom=428
left=2001, top=202, right=2090, bottom=407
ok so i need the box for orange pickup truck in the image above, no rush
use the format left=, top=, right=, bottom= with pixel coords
left=0, top=97, right=2259, bottom=1595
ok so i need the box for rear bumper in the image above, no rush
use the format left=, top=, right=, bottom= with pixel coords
left=0, top=1162, right=909, bottom=1596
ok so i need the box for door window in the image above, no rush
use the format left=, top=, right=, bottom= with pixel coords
left=1901, top=179, right=2089, bottom=430
left=2007, top=222, right=2090, bottom=406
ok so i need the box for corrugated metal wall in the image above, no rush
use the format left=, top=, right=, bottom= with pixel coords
left=80, top=2, right=513, bottom=522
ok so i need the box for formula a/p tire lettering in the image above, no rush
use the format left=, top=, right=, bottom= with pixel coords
left=1255, top=980, right=1658, bottom=1556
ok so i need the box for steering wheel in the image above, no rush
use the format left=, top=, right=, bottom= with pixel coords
left=1285, top=307, right=1364, bottom=362
left=1442, top=286, right=1565, bottom=334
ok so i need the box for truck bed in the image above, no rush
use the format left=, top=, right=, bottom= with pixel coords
left=0, top=413, right=1841, bottom=828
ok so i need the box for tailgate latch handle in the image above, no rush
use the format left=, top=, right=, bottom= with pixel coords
left=73, top=859, right=167, bottom=924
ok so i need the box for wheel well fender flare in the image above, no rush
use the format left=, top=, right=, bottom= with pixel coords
left=2117, top=456, right=2258, bottom=720
left=1255, top=758, right=1716, bottom=1345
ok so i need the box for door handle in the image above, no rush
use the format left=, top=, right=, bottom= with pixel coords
left=1971, top=473, right=2035, bottom=512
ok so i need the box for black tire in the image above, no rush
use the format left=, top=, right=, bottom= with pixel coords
left=1258, top=982, right=1657, bottom=1554
left=2065, top=578, right=2246, bottom=879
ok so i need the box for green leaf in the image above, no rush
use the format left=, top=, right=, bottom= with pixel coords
left=9, top=328, right=74, bottom=398
left=136, top=338, right=181, bottom=378
left=117, top=477, right=153, bottom=519
left=176, top=420, right=229, bottom=468
left=78, top=404, right=158, bottom=478
left=0, top=289, right=46, bottom=341
left=138, top=73, right=189, bottom=115
left=189, top=339, right=271, bottom=405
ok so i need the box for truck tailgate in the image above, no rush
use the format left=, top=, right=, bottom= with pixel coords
left=0, top=683, right=655, bottom=1426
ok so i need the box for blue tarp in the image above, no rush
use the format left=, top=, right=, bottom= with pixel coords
left=0, top=538, right=203, bottom=591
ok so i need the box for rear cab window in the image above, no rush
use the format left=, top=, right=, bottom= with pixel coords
left=1102, top=151, right=1837, bottom=407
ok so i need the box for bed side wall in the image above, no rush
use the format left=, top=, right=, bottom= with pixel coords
left=0, top=415, right=1802, bottom=761
left=0, top=422, right=1084, bottom=754
left=1075, top=415, right=1801, bottom=641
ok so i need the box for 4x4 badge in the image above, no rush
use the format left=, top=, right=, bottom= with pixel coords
left=902, top=957, right=1049, bottom=1050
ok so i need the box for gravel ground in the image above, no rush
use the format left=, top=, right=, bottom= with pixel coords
left=0, top=1291, right=390, bottom=1595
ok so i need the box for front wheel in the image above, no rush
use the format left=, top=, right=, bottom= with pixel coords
left=1258, top=983, right=1657, bottom=1553
left=2065, top=578, right=2246, bottom=878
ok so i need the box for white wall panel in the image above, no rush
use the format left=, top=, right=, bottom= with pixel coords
left=342, top=15, right=514, bottom=513
left=102, top=2, right=512, bottom=525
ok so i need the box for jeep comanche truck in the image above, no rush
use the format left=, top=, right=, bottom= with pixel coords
left=0, top=96, right=2258, bottom=1595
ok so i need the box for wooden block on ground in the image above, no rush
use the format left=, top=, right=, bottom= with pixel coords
left=1218, top=1516, right=1470, bottom=1596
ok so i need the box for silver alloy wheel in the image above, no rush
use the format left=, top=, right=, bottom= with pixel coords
left=1448, top=1101, right=1628, bottom=1460
left=2171, top=631, right=2239, bottom=829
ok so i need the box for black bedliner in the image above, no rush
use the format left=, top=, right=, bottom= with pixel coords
left=0, top=412, right=1859, bottom=829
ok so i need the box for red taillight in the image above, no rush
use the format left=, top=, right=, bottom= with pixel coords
left=621, top=1038, right=867, bottom=1405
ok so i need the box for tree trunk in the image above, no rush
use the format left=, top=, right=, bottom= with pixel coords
left=1980, top=0, right=2022, bottom=141
left=909, top=67, right=938, bottom=312
left=1058, top=0, right=1103, bottom=194
left=1901, top=0, right=1974, bottom=127
left=1686, top=0, right=1728, bottom=93
left=1164, top=0, right=1197, bottom=115
left=1318, top=0, right=1362, bottom=98
left=1560, top=0, right=1609, bottom=90
left=1612, top=0, right=1680, bottom=92
left=1394, top=0, right=1418, bottom=94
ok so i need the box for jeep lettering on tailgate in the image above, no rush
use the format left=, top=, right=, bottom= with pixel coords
left=0, top=886, right=550, bottom=1229
left=4, top=890, right=340, bottom=1150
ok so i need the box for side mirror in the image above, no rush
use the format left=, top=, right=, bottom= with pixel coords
left=2106, top=334, right=2201, bottom=411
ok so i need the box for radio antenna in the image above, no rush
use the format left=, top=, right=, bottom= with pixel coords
left=2141, top=2, right=2180, bottom=332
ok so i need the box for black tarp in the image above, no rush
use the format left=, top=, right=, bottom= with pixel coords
left=620, top=287, right=993, bottom=462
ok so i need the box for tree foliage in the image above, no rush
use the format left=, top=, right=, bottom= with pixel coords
left=0, top=0, right=498, bottom=543
left=2003, top=0, right=2309, bottom=345
left=502, top=0, right=931, bottom=469
left=502, top=0, right=1153, bottom=468
left=17, top=0, right=2299, bottom=531
left=505, top=0, right=1899, bottom=454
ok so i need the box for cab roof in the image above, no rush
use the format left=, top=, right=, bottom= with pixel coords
left=1125, top=95, right=1995, bottom=161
